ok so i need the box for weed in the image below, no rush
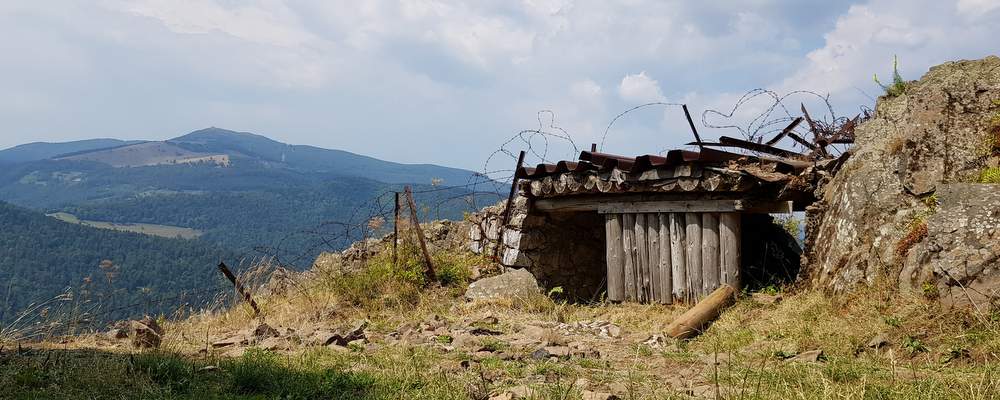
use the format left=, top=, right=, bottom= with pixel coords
left=921, top=281, right=940, bottom=299
left=479, top=338, right=509, bottom=353
left=978, top=167, right=1000, bottom=183
left=434, top=334, right=453, bottom=344
left=902, top=335, right=928, bottom=355
left=874, top=55, right=908, bottom=97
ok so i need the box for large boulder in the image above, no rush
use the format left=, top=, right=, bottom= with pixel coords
left=465, top=268, right=541, bottom=301
left=804, top=56, right=1000, bottom=309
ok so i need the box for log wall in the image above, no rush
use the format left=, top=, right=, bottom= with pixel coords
left=605, top=212, right=741, bottom=303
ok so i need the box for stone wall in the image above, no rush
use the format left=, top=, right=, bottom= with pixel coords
left=803, top=56, right=1000, bottom=309
left=467, top=194, right=606, bottom=300
left=468, top=194, right=803, bottom=300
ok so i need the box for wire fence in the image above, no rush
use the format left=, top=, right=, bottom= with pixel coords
left=0, top=88, right=868, bottom=340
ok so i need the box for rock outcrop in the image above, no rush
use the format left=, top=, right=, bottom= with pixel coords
left=804, top=56, right=1000, bottom=309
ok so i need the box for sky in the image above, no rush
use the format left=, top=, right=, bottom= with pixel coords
left=1, top=0, right=999, bottom=173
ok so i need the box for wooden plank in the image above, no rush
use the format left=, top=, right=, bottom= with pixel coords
left=605, top=214, right=625, bottom=302
left=598, top=200, right=740, bottom=214
left=646, top=214, right=661, bottom=303
left=634, top=213, right=649, bottom=303
left=658, top=213, right=672, bottom=304
left=701, top=213, right=720, bottom=295
left=720, top=213, right=741, bottom=291
left=596, top=200, right=794, bottom=214
left=532, top=193, right=733, bottom=213
left=621, top=213, right=637, bottom=302
left=669, top=213, right=687, bottom=302
left=685, top=213, right=703, bottom=301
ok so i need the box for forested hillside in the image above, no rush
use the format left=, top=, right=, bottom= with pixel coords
left=0, top=158, right=497, bottom=264
left=0, top=129, right=499, bottom=264
left=0, top=201, right=235, bottom=324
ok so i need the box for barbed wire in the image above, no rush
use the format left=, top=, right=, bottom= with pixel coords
left=2, top=88, right=872, bottom=336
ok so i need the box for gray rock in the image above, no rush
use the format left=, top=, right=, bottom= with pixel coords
left=803, top=56, right=1000, bottom=309
left=253, top=323, right=280, bottom=341
left=788, top=349, right=823, bottom=363
left=582, top=391, right=619, bottom=400
left=465, top=268, right=540, bottom=301
left=867, top=333, right=889, bottom=349
left=130, top=316, right=164, bottom=348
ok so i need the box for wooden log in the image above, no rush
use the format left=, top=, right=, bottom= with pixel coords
left=605, top=215, right=625, bottom=302
left=634, top=213, right=649, bottom=303
left=669, top=213, right=687, bottom=302
left=404, top=187, right=436, bottom=282
left=666, top=285, right=737, bottom=339
left=685, top=213, right=703, bottom=301
left=720, top=213, right=742, bottom=291
left=701, top=212, right=720, bottom=295
left=646, top=214, right=661, bottom=303
left=217, top=262, right=260, bottom=317
left=658, top=213, right=672, bottom=304
left=622, top=213, right=637, bottom=302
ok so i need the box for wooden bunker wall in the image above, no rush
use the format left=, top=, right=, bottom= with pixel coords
left=604, top=212, right=741, bottom=304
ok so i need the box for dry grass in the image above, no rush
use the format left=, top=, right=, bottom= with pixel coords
left=7, top=239, right=1000, bottom=399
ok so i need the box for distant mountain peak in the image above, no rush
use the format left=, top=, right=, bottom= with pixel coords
left=173, top=127, right=275, bottom=143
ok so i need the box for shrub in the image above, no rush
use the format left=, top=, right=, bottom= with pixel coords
left=874, top=56, right=908, bottom=97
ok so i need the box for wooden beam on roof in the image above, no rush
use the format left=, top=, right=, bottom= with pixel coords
left=532, top=195, right=792, bottom=214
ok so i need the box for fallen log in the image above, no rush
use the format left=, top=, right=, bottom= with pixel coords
left=665, top=284, right=736, bottom=339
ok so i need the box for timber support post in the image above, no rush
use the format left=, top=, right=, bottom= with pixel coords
left=404, top=186, right=437, bottom=282
left=493, top=150, right=526, bottom=267
left=217, top=262, right=260, bottom=317
left=393, top=191, right=400, bottom=268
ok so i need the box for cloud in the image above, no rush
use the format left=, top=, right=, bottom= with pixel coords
left=618, top=72, right=666, bottom=103
left=956, top=0, right=1000, bottom=17
left=775, top=0, right=998, bottom=115
left=2, top=0, right=999, bottom=171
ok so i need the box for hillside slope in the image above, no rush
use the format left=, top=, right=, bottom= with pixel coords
left=170, top=127, right=480, bottom=186
left=0, top=139, right=144, bottom=164
left=0, top=201, right=235, bottom=324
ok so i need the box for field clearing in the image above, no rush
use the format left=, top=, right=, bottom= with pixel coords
left=47, top=212, right=203, bottom=239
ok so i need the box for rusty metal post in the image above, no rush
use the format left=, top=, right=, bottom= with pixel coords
left=493, top=151, right=526, bottom=266
left=682, top=104, right=703, bottom=150
left=404, top=186, right=436, bottom=282
left=393, top=191, right=400, bottom=268
left=217, top=262, right=260, bottom=317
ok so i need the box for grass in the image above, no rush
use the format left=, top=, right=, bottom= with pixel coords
left=977, top=167, right=1000, bottom=183
left=6, top=232, right=1000, bottom=399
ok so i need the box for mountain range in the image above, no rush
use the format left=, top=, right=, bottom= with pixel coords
left=0, top=128, right=500, bottom=324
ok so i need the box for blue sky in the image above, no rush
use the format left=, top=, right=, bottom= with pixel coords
left=1, top=0, right=998, bottom=172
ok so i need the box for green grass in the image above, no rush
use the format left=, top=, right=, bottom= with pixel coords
left=978, top=167, right=1000, bottom=183
left=1, top=347, right=470, bottom=400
